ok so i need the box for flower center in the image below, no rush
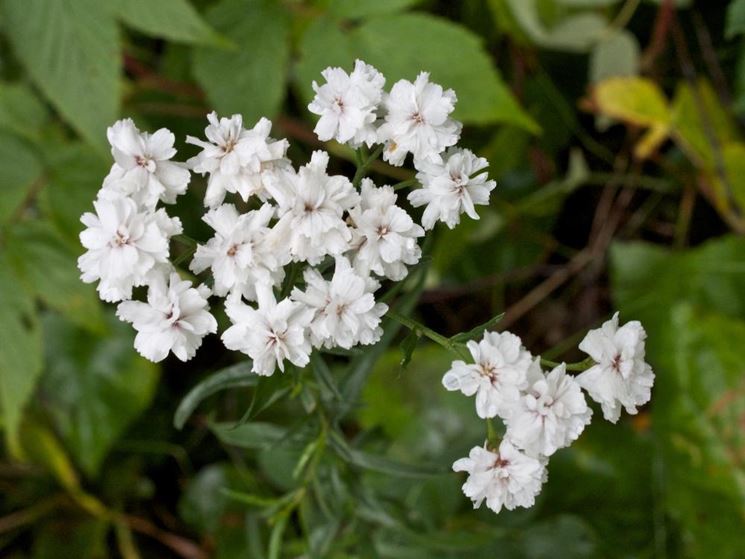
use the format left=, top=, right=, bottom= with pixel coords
left=113, top=227, right=130, bottom=247
left=135, top=155, right=151, bottom=168
left=376, top=225, right=389, bottom=238
left=227, top=244, right=240, bottom=257
left=479, top=363, right=499, bottom=385
left=611, top=353, right=622, bottom=373
left=334, top=96, right=345, bottom=111
left=492, top=457, right=510, bottom=469
left=410, top=111, right=425, bottom=125
left=223, top=137, right=237, bottom=154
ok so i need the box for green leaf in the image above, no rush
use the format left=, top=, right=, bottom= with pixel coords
left=296, top=13, right=538, bottom=132
left=310, top=352, right=342, bottom=400
left=325, top=0, right=422, bottom=18
left=114, top=0, right=224, bottom=45
left=0, top=82, right=48, bottom=141
left=0, top=131, right=43, bottom=225
left=651, top=305, right=745, bottom=557
left=39, top=142, right=110, bottom=242
left=39, top=312, right=159, bottom=477
left=0, top=253, right=42, bottom=455
left=174, top=361, right=257, bottom=429
left=210, top=421, right=288, bottom=449
left=32, top=518, right=109, bottom=559
left=727, top=0, right=745, bottom=39
left=6, top=220, right=104, bottom=331
left=449, top=312, right=505, bottom=344
left=589, top=30, right=640, bottom=84
left=398, top=330, right=420, bottom=369
left=1, top=0, right=120, bottom=151
left=193, top=0, right=290, bottom=124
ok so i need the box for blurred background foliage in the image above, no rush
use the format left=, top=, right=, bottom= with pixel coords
left=0, top=0, right=744, bottom=557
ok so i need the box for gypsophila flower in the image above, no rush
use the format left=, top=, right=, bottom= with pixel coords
left=442, top=331, right=532, bottom=419
left=378, top=72, right=461, bottom=166
left=309, top=59, right=385, bottom=147
left=505, top=360, right=592, bottom=457
left=266, top=151, right=359, bottom=265
left=453, top=441, right=546, bottom=513
left=222, top=286, right=314, bottom=376
left=116, top=273, right=217, bottom=363
left=102, top=118, right=190, bottom=209
left=348, top=179, right=424, bottom=280
left=187, top=113, right=290, bottom=208
left=576, top=313, right=654, bottom=423
left=410, top=148, right=496, bottom=230
left=78, top=196, right=182, bottom=302
left=189, top=203, right=282, bottom=300
left=291, top=257, right=388, bottom=349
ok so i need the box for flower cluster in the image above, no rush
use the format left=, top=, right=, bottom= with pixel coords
left=445, top=313, right=654, bottom=514
left=78, top=60, right=498, bottom=371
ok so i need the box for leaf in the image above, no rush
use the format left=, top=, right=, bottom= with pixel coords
left=721, top=142, right=745, bottom=210
left=0, top=131, right=43, bottom=225
left=193, top=0, right=290, bottom=125
left=0, top=82, right=48, bottom=141
left=325, top=0, right=422, bottom=18
left=39, top=312, right=159, bottom=477
left=650, top=305, right=745, bottom=557
left=114, top=0, right=224, bottom=45
left=1, top=0, right=120, bottom=151
left=310, top=352, right=342, bottom=401
left=591, top=77, right=671, bottom=158
left=209, top=421, right=288, bottom=449
left=727, top=0, right=745, bottom=39
left=296, top=13, right=539, bottom=132
left=449, top=312, right=505, bottom=344
left=174, top=361, right=257, bottom=429
left=39, top=142, right=110, bottom=242
left=0, top=254, right=42, bottom=455
left=589, top=30, right=640, bottom=84
left=6, top=220, right=104, bottom=331
left=398, top=331, right=420, bottom=369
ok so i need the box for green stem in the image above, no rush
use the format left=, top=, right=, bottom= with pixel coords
left=352, top=145, right=384, bottom=187
left=392, top=178, right=419, bottom=191
left=486, top=418, right=500, bottom=450
left=540, top=356, right=595, bottom=372
left=386, top=309, right=470, bottom=360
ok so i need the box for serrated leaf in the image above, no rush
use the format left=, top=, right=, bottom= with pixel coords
left=6, top=220, right=104, bottom=331
left=193, top=0, right=290, bottom=124
left=296, top=13, right=538, bottom=132
left=174, top=361, right=257, bottom=429
left=114, top=0, right=224, bottom=45
left=39, top=312, right=159, bottom=477
left=0, top=82, right=48, bottom=141
left=0, top=131, right=43, bottom=225
left=1, top=0, right=120, bottom=151
left=0, top=253, right=42, bottom=455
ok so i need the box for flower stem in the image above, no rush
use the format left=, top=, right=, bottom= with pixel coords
left=392, top=178, right=420, bottom=191
left=486, top=418, right=501, bottom=450
left=386, top=309, right=470, bottom=360
left=540, top=356, right=595, bottom=372
left=352, top=145, right=385, bottom=188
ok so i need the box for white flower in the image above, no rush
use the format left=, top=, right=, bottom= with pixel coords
left=505, top=361, right=592, bottom=457
left=453, top=441, right=546, bottom=514
left=102, top=118, right=190, bottom=209
left=378, top=72, right=461, bottom=166
left=409, top=148, right=496, bottom=230
left=291, top=257, right=388, bottom=349
left=348, top=179, right=424, bottom=281
left=189, top=203, right=281, bottom=300
left=78, top=196, right=182, bottom=302
left=222, top=287, right=314, bottom=376
left=308, top=59, right=385, bottom=147
left=576, top=313, right=654, bottom=423
left=187, top=113, right=290, bottom=208
left=442, top=331, right=532, bottom=419
left=116, top=273, right=217, bottom=363
left=265, top=151, right=359, bottom=265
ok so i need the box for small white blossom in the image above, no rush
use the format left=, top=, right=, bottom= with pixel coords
left=116, top=273, right=217, bottom=362
left=187, top=113, right=290, bottom=208
left=102, top=118, right=190, bottom=209
left=453, top=441, right=546, bottom=514
left=78, top=196, right=182, bottom=302
left=222, top=287, right=314, bottom=376
left=378, top=72, right=461, bottom=166
left=291, top=257, right=388, bottom=349
left=409, top=148, right=496, bottom=230
left=189, top=203, right=281, bottom=300
left=576, top=313, right=654, bottom=423
left=442, top=331, right=532, bottom=419
left=308, top=59, right=385, bottom=147
left=505, top=361, right=592, bottom=457
left=265, top=151, right=359, bottom=265
left=348, top=179, right=423, bottom=280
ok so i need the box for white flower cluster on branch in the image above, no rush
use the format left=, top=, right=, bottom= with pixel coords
left=78, top=60, right=499, bottom=369
left=444, top=314, right=654, bottom=514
